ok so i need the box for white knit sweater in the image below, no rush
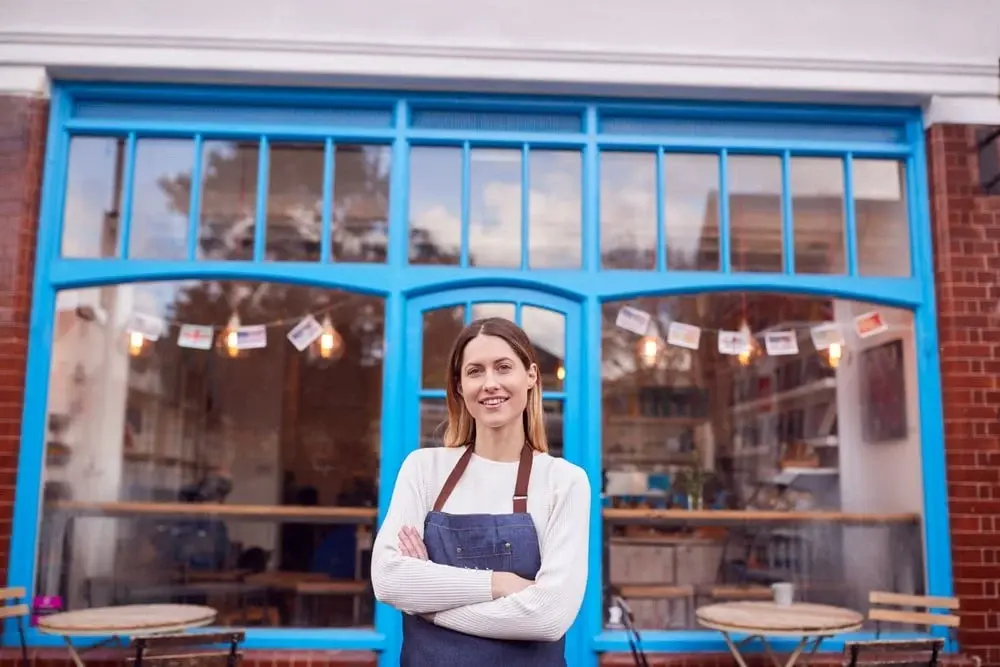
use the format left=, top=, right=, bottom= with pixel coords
left=371, top=446, right=591, bottom=642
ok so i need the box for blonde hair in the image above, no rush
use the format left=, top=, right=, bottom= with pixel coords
left=442, top=317, right=548, bottom=452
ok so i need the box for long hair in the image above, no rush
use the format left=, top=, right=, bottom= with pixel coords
left=442, top=317, right=548, bottom=452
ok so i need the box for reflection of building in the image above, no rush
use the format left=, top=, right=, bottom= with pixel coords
left=1, top=3, right=998, bottom=667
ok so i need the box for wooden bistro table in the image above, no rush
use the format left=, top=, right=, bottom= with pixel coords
left=696, top=601, right=863, bottom=667
left=37, top=603, right=217, bottom=667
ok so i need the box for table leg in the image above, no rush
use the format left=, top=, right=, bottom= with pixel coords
left=62, top=637, right=86, bottom=667
left=760, top=636, right=820, bottom=667
left=720, top=631, right=751, bottom=667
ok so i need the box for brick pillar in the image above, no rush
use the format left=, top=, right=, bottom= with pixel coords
left=0, top=94, right=48, bottom=582
left=928, top=124, right=1000, bottom=665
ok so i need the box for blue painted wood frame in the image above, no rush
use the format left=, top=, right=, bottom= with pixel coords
left=7, top=81, right=949, bottom=666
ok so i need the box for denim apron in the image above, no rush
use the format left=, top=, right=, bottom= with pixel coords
left=399, top=444, right=566, bottom=667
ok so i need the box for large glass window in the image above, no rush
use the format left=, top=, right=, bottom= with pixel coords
left=601, top=292, right=923, bottom=630
left=37, top=281, right=383, bottom=628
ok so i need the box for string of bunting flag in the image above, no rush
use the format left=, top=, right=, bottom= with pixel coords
left=122, top=302, right=364, bottom=360
left=613, top=304, right=898, bottom=368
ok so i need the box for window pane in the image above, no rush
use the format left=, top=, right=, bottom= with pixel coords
left=729, top=155, right=783, bottom=272
left=470, top=149, right=521, bottom=268
left=420, top=398, right=447, bottom=448
left=265, top=143, right=323, bottom=262
left=129, top=139, right=192, bottom=260
left=422, top=305, right=465, bottom=389
left=409, top=147, right=462, bottom=265
left=529, top=151, right=582, bottom=269
left=522, top=305, right=565, bottom=392
left=333, top=145, right=391, bottom=263
left=792, top=157, right=845, bottom=274
left=664, top=153, right=719, bottom=271
left=61, top=136, right=124, bottom=258
left=471, top=302, right=515, bottom=323
left=543, top=400, right=564, bottom=458
left=38, top=281, right=383, bottom=629
left=601, top=294, right=924, bottom=631
left=601, top=152, right=656, bottom=270
left=199, top=141, right=259, bottom=261
left=854, top=160, right=911, bottom=277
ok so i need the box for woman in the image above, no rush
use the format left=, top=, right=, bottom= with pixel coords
left=371, top=317, right=591, bottom=666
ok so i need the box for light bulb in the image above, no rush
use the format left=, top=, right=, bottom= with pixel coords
left=127, top=331, right=145, bottom=357
left=638, top=336, right=660, bottom=368
left=826, top=342, right=843, bottom=368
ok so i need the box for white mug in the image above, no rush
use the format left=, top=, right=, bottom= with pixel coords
left=772, top=582, right=794, bottom=607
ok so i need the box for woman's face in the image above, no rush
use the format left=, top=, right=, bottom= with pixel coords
left=458, top=333, right=537, bottom=431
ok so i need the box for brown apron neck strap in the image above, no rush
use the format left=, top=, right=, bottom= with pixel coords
left=432, top=443, right=535, bottom=513
left=432, top=445, right=475, bottom=512
left=513, top=444, right=533, bottom=513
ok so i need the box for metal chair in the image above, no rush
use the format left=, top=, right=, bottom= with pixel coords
left=129, top=631, right=245, bottom=667
left=0, top=586, right=30, bottom=667
left=845, top=638, right=945, bottom=667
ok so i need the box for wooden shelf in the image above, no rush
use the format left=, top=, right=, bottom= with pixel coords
left=731, top=377, right=837, bottom=415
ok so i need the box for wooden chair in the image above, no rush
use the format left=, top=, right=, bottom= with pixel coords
left=868, top=592, right=960, bottom=641
left=844, top=638, right=945, bottom=667
left=129, top=631, right=245, bottom=667
left=0, top=586, right=30, bottom=667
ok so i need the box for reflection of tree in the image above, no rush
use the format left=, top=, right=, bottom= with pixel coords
left=158, top=141, right=459, bottom=265
left=144, top=281, right=384, bottom=507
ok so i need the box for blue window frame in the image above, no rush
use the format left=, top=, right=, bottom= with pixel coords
left=10, top=81, right=949, bottom=667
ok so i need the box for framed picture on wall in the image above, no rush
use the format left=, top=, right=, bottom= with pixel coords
left=860, top=338, right=908, bottom=442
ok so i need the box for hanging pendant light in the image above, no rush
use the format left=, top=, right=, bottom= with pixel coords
left=314, top=315, right=344, bottom=361
left=637, top=335, right=661, bottom=369
left=219, top=313, right=242, bottom=359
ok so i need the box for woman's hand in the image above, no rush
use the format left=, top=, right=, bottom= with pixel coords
left=398, top=526, right=428, bottom=560
left=491, top=571, right=533, bottom=599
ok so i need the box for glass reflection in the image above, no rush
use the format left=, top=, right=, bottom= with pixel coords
left=469, top=149, right=521, bottom=268
left=422, top=306, right=465, bottom=389
left=522, top=306, right=565, bottom=392
left=129, top=139, right=192, bottom=260
left=38, top=281, right=382, bottom=629
left=333, top=145, right=391, bottom=264
left=601, top=293, right=924, bottom=630
left=199, top=141, right=259, bottom=261
left=791, top=157, right=846, bottom=275
left=664, top=153, right=719, bottom=271
left=728, top=155, right=783, bottom=273
left=61, top=137, right=125, bottom=258
left=419, top=399, right=448, bottom=448
left=601, top=152, right=656, bottom=270
left=854, top=160, right=911, bottom=277
left=265, top=143, right=324, bottom=262
left=409, top=147, right=462, bottom=265
left=529, top=151, right=582, bottom=269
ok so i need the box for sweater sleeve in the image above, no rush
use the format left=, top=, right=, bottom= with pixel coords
left=370, top=450, right=495, bottom=615
left=430, top=464, right=591, bottom=641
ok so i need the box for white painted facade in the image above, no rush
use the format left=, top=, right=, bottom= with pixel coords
left=0, top=0, right=997, bottom=124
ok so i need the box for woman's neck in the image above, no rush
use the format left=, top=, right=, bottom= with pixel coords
left=474, top=420, right=525, bottom=462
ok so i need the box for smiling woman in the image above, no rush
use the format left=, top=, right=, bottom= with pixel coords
left=371, top=317, right=591, bottom=665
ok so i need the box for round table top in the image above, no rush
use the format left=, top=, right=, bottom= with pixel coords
left=37, top=604, right=216, bottom=637
left=696, top=601, right=864, bottom=637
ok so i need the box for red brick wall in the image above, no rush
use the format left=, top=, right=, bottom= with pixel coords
left=928, top=123, right=1000, bottom=665
left=0, top=94, right=47, bottom=583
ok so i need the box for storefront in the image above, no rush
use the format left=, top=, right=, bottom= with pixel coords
left=1, top=3, right=999, bottom=667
